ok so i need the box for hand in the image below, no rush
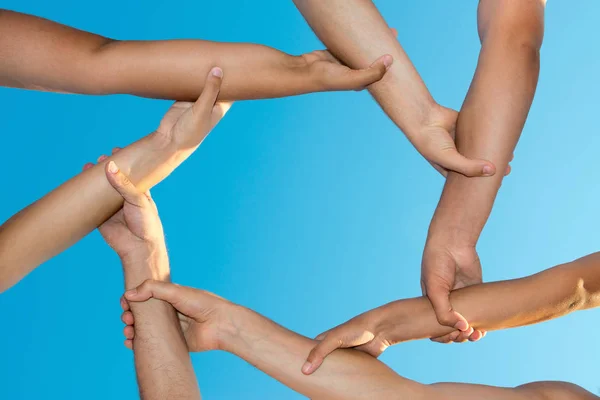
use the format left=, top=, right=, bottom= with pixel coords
left=119, top=280, right=235, bottom=352
left=301, top=310, right=391, bottom=375
left=300, top=50, right=393, bottom=91
left=154, top=66, right=232, bottom=152
left=83, top=157, right=165, bottom=263
left=421, top=241, right=486, bottom=343
left=416, top=105, right=512, bottom=178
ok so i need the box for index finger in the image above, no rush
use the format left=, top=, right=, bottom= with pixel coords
left=426, top=282, right=470, bottom=332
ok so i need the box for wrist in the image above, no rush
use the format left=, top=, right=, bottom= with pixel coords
left=121, top=244, right=170, bottom=288
left=372, top=303, right=410, bottom=345
left=214, top=303, right=249, bottom=352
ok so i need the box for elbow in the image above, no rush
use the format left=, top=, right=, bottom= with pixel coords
left=479, top=1, right=545, bottom=53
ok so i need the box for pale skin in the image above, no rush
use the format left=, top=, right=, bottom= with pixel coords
left=0, top=9, right=394, bottom=100
left=99, top=160, right=199, bottom=400
left=120, top=249, right=600, bottom=399
left=292, top=0, right=503, bottom=178
left=0, top=67, right=230, bottom=292
left=293, top=0, right=545, bottom=343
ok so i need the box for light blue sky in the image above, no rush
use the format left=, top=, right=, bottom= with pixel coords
left=0, top=1, right=598, bottom=398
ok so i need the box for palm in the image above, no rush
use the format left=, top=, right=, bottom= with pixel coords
left=423, top=246, right=483, bottom=293
left=417, top=107, right=460, bottom=176
left=98, top=189, right=164, bottom=259
left=156, top=102, right=193, bottom=138
left=178, top=314, right=222, bottom=352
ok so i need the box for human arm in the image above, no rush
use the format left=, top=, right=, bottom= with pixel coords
left=303, top=251, right=600, bottom=373
left=421, top=0, right=546, bottom=333
left=293, top=0, right=496, bottom=176
left=97, top=165, right=200, bottom=399
left=120, top=280, right=597, bottom=400
left=0, top=68, right=228, bottom=292
left=0, top=9, right=390, bottom=100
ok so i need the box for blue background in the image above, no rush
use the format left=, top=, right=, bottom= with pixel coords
left=1, top=1, right=598, bottom=398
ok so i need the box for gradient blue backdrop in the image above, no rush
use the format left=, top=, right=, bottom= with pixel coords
left=1, top=1, right=598, bottom=398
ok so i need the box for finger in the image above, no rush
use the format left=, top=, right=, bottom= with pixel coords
left=430, top=330, right=461, bottom=344
left=191, top=67, right=224, bottom=119
left=83, top=162, right=94, bottom=171
left=314, top=331, right=330, bottom=341
left=124, top=339, right=133, bottom=350
left=105, top=161, right=149, bottom=208
left=505, top=164, right=512, bottom=176
left=210, top=101, right=233, bottom=127
left=112, top=147, right=122, bottom=155
left=468, top=329, right=484, bottom=342
left=302, top=336, right=343, bottom=375
left=124, top=280, right=195, bottom=316
left=433, top=148, right=497, bottom=178
left=453, top=327, right=474, bottom=343
left=121, top=311, right=134, bottom=326
left=338, top=54, right=393, bottom=90
left=97, top=155, right=108, bottom=163
left=426, top=283, right=470, bottom=332
left=120, top=296, right=130, bottom=312
left=124, top=325, right=135, bottom=340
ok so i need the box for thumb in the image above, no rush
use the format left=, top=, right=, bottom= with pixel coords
left=342, top=54, right=393, bottom=90
left=434, top=148, right=497, bottom=178
left=425, top=282, right=469, bottom=332
left=124, top=280, right=196, bottom=316
left=302, top=335, right=343, bottom=375
left=191, top=67, right=224, bottom=120
left=105, top=161, right=148, bottom=207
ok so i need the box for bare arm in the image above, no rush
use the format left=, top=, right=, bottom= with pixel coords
left=98, top=165, right=200, bottom=399
left=0, top=9, right=389, bottom=100
left=302, top=251, right=600, bottom=375
left=293, top=0, right=494, bottom=176
left=121, top=280, right=599, bottom=400
left=0, top=70, right=227, bottom=292
left=380, top=252, right=600, bottom=343
left=422, top=0, right=546, bottom=332
left=124, top=256, right=200, bottom=400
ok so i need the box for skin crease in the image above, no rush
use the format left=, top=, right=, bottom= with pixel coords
left=117, top=249, right=600, bottom=399
left=0, top=9, right=393, bottom=100
left=293, top=0, right=544, bottom=346
left=0, top=68, right=231, bottom=293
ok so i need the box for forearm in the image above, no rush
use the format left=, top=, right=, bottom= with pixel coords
left=380, top=252, right=600, bottom=343
left=293, top=0, right=436, bottom=137
left=0, top=9, right=332, bottom=100
left=428, top=0, right=545, bottom=245
left=222, top=306, right=427, bottom=400
left=0, top=132, right=184, bottom=292
left=123, top=258, right=200, bottom=400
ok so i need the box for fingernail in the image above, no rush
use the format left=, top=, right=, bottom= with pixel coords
left=108, top=161, right=118, bottom=174
left=125, top=289, right=137, bottom=297
left=383, top=55, right=393, bottom=70
left=211, top=67, right=223, bottom=78
left=301, top=362, right=312, bottom=374
left=454, top=321, right=468, bottom=331
left=482, top=165, right=494, bottom=176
